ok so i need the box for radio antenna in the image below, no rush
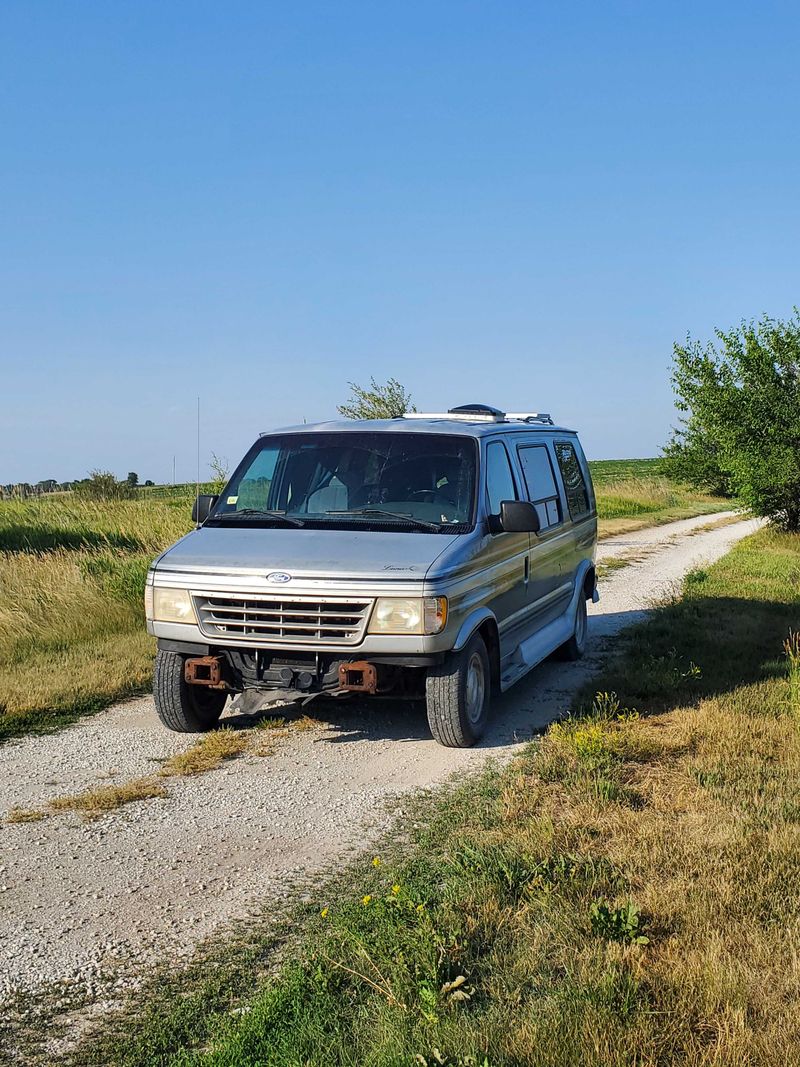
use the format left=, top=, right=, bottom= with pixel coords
left=195, top=395, right=201, bottom=528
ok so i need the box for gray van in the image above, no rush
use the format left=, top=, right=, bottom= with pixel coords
left=145, top=404, right=597, bottom=747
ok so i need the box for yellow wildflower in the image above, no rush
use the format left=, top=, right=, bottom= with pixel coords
left=362, top=894, right=372, bottom=906
left=416, top=903, right=425, bottom=912
left=320, top=907, right=329, bottom=919
left=372, top=857, right=381, bottom=868
left=392, top=884, right=401, bottom=895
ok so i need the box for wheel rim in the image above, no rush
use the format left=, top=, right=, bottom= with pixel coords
left=465, top=652, right=486, bottom=725
left=575, top=600, right=587, bottom=647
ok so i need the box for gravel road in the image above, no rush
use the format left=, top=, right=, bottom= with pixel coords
left=0, top=511, right=760, bottom=1006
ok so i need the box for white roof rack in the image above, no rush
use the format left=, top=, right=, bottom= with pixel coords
left=403, top=411, right=502, bottom=422
left=402, top=404, right=554, bottom=426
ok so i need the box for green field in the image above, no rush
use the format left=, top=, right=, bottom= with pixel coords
left=0, top=464, right=730, bottom=743
left=587, top=457, right=663, bottom=484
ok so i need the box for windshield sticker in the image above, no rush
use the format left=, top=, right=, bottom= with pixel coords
left=227, top=496, right=238, bottom=505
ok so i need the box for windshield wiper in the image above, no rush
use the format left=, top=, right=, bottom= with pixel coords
left=216, top=509, right=305, bottom=527
left=325, top=508, right=442, bottom=532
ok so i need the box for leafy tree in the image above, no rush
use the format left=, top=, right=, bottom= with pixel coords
left=664, top=311, right=800, bottom=529
left=337, top=377, right=416, bottom=420
left=74, top=471, right=135, bottom=501
left=662, top=420, right=732, bottom=497
left=126, top=471, right=139, bottom=487
left=144, top=479, right=155, bottom=487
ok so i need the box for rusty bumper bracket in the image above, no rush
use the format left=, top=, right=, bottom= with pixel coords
left=338, top=661, right=378, bottom=694
left=185, top=655, right=226, bottom=688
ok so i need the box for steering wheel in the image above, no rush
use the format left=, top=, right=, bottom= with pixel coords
left=408, top=490, right=437, bottom=502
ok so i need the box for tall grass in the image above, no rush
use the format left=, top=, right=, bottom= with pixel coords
left=0, top=495, right=193, bottom=740
left=596, top=475, right=722, bottom=520
left=596, top=476, right=729, bottom=532
left=588, top=459, right=730, bottom=530
left=0, top=495, right=190, bottom=554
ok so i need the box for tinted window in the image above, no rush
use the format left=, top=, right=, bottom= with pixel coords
left=485, top=442, right=517, bottom=516
left=209, top=433, right=477, bottom=530
left=518, top=445, right=561, bottom=529
left=554, top=441, right=590, bottom=519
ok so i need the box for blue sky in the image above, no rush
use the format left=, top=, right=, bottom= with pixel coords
left=2, top=1, right=799, bottom=484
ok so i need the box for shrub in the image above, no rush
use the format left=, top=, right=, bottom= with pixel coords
left=74, top=471, right=135, bottom=501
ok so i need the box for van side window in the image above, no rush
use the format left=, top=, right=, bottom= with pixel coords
left=554, top=441, right=590, bottom=519
left=517, top=445, right=561, bottom=529
left=485, top=442, right=517, bottom=516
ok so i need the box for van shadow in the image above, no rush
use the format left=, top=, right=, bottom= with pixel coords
left=221, top=595, right=795, bottom=749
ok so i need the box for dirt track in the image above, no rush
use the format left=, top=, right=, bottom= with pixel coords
left=0, top=511, right=760, bottom=1005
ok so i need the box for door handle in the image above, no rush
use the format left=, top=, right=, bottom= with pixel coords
left=524, top=557, right=530, bottom=586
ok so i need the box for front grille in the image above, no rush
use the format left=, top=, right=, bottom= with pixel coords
left=193, top=594, right=372, bottom=646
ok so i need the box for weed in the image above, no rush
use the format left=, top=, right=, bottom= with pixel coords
left=685, top=567, right=708, bottom=585
left=785, top=630, right=800, bottom=724
left=5, top=806, right=47, bottom=824
left=47, top=777, right=168, bottom=818
left=291, top=714, right=325, bottom=731
left=159, top=728, right=248, bottom=776
left=589, top=900, right=650, bottom=945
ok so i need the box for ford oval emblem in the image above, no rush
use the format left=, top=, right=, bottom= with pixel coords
left=267, top=571, right=292, bottom=584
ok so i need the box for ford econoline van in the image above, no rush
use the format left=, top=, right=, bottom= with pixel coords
left=145, top=404, right=598, bottom=747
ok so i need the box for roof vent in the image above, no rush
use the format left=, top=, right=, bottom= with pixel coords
left=447, top=404, right=505, bottom=419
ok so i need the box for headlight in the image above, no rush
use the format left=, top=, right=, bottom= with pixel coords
left=368, top=597, right=448, bottom=635
left=150, top=587, right=196, bottom=624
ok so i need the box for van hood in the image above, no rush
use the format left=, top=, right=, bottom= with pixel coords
left=154, top=526, right=462, bottom=582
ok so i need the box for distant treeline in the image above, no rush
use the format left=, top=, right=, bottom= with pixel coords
left=2, top=472, right=156, bottom=500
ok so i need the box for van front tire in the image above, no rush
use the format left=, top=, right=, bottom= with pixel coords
left=153, top=649, right=227, bottom=732
left=426, top=633, right=490, bottom=748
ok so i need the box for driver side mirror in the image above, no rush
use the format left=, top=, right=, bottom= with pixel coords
left=499, top=500, right=541, bottom=533
left=192, top=494, right=218, bottom=524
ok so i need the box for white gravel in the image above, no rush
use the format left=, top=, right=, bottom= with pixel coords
left=0, top=510, right=760, bottom=1005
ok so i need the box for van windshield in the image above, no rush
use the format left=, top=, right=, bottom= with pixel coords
left=207, top=432, right=477, bottom=531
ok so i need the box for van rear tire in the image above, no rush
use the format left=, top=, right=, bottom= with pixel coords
left=153, top=649, right=227, bottom=732
left=558, top=595, right=588, bottom=661
left=426, top=633, right=490, bottom=748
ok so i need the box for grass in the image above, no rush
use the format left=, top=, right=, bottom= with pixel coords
left=0, top=466, right=730, bottom=743
left=33, top=525, right=798, bottom=1067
